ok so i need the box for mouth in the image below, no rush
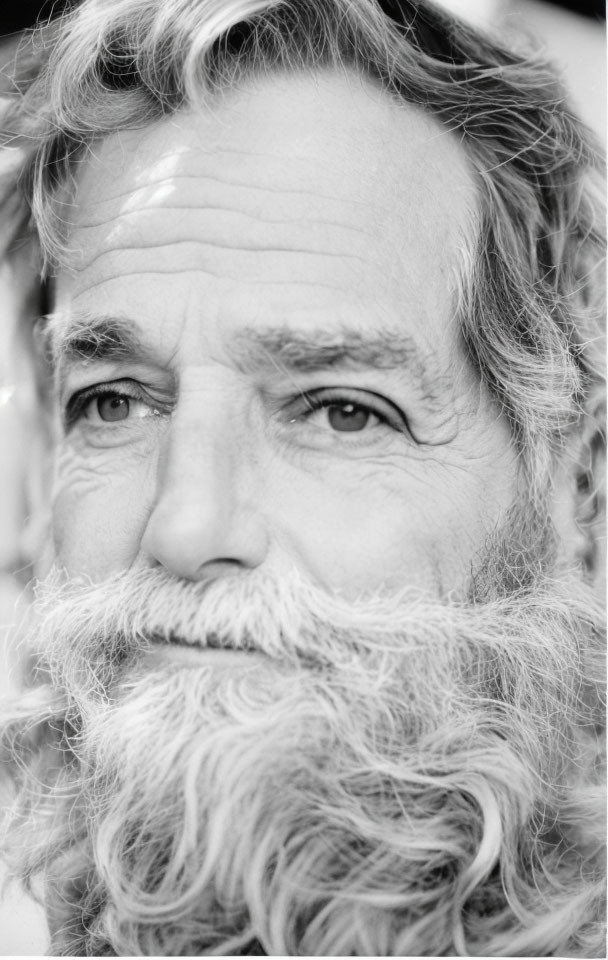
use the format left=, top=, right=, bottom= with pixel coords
left=143, top=632, right=262, bottom=668
left=150, top=630, right=254, bottom=650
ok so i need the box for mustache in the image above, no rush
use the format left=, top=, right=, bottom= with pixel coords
left=27, top=563, right=468, bottom=701
left=32, top=563, right=444, bottom=661
left=24, top=562, right=604, bottom=719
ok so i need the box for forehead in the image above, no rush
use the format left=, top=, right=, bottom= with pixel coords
left=55, top=69, right=477, bottom=362
left=72, top=69, right=474, bottom=194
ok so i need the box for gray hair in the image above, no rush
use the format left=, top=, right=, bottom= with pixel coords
left=1, top=0, right=605, bottom=472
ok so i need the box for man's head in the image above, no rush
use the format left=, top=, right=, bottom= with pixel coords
left=0, top=0, right=604, bottom=955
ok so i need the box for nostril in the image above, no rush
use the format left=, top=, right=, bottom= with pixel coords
left=194, top=558, right=256, bottom=579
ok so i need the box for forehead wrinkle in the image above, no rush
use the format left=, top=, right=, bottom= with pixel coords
left=74, top=203, right=374, bottom=237
left=58, top=271, right=357, bottom=301
left=73, top=170, right=376, bottom=217
left=71, top=155, right=394, bottom=236
left=71, top=177, right=380, bottom=243
left=81, top=172, right=367, bottom=206
left=77, top=240, right=369, bottom=275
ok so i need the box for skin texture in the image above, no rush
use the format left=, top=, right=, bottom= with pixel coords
left=51, top=69, right=518, bottom=598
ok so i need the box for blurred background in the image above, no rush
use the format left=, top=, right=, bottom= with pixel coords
left=0, top=0, right=605, bottom=955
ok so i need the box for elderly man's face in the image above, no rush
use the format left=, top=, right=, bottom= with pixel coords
left=51, top=71, right=516, bottom=601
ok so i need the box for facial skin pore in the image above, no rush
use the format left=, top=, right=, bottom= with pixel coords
left=50, top=70, right=518, bottom=598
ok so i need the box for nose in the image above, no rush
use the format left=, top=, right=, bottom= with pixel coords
left=140, top=407, right=269, bottom=581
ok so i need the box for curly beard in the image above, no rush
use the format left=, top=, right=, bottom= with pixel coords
left=0, top=519, right=605, bottom=956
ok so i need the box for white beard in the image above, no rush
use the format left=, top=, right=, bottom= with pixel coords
left=0, top=557, right=605, bottom=956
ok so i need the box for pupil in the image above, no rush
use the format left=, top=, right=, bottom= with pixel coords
left=98, top=394, right=130, bottom=422
left=327, top=403, right=369, bottom=432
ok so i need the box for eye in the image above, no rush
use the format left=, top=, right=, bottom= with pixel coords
left=81, top=389, right=156, bottom=425
left=95, top=393, right=131, bottom=422
left=285, top=388, right=409, bottom=440
left=64, top=381, right=164, bottom=430
left=316, top=401, right=377, bottom=433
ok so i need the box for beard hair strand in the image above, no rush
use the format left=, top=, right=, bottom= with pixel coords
left=0, top=557, right=604, bottom=957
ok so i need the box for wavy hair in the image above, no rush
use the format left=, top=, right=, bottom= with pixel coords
left=1, top=560, right=606, bottom=956
left=0, top=2, right=605, bottom=955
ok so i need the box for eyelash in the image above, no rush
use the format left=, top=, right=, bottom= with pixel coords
left=64, top=382, right=410, bottom=441
left=289, top=388, right=409, bottom=432
left=64, top=380, right=162, bottom=428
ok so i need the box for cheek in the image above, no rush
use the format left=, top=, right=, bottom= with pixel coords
left=269, top=455, right=515, bottom=598
left=267, top=464, right=459, bottom=595
left=51, top=446, right=155, bottom=579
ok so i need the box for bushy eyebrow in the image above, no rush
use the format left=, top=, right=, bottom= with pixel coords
left=46, top=311, right=168, bottom=396
left=49, top=311, right=433, bottom=391
left=48, top=311, right=152, bottom=368
left=232, top=326, right=430, bottom=379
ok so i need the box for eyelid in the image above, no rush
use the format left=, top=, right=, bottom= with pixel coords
left=64, top=378, right=171, bottom=429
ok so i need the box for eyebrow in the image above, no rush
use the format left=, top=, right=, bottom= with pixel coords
left=49, top=311, right=433, bottom=390
left=48, top=311, right=152, bottom=368
left=232, top=326, right=429, bottom=379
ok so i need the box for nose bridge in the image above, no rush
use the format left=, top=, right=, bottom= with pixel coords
left=141, top=383, right=268, bottom=578
left=161, top=402, right=237, bottom=514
